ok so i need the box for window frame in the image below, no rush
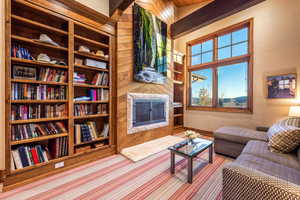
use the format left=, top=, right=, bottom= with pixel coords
left=186, top=19, right=253, bottom=113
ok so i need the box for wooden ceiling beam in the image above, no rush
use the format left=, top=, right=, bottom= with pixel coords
left=109, top=0, right=134, bottom=17
left=171, top=0, right=266, bottom=39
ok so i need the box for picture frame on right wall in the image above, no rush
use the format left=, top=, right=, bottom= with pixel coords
left=267, top=73, right=296, bottom=99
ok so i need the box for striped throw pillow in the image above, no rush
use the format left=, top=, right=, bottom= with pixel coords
left=267, top=123, right=300, bottom=153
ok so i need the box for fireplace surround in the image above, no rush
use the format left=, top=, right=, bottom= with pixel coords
left=127, top=93, right=169, bottom=134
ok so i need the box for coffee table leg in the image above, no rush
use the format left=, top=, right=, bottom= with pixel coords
left=187, top=157, right=193, bottom=183
left=209, top=145, right=213, bottom=164
left=170, top=151, right=175, bottom=174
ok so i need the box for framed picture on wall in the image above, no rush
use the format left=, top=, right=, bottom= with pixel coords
left=267, top=74, right=296, bottom=98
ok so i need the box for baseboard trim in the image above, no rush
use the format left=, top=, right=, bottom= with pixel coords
left=184, top=127, right=213, bottom=137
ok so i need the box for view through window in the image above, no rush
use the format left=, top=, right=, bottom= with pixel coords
left=187, top=19, right=253, bottom=112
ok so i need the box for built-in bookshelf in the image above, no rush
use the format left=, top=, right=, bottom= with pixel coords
left=173, top=52, right=185, bottom=131
left=5, top=0, right=115, bottom=187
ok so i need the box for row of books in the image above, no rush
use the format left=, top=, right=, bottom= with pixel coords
left=91, top=72, right=109, bottom=86
left=11, top=83, right=67, bottom=100
left=11, top=44, right=33, bottom=60
left=11, top=137, right=68, bottom=170
left=97, top=104, right=108, bottom=114
left=11, top=104, right=66, bottom=120
left=39, top=68, right=68, bottom=83
left=89, top=89, right=109, bottom=101
left=74, top=122, right=109, bottom=144
left=74, top=72, right=87, bottom=84
left=11, top=122, right=67, bottom=141
left=11, top=145, right=49, bottom=170
left=74, top=104, right=108, bottom=116
left=74, top=104, right=93, bottom=116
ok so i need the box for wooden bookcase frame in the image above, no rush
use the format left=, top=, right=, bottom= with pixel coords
left=3, top=0, right=116, bottom=190
left=173, top=54, right=185, bottom=132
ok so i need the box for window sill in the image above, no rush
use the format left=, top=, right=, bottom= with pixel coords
left=186, top=106, right=253, bottom=114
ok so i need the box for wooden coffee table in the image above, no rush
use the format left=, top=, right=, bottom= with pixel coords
left=168, top=138, right=213, bottom=183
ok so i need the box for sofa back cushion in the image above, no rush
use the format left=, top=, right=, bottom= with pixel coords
left=267, top=123, right=300, bottom=153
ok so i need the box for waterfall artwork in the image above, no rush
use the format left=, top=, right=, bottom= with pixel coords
left=133, top=4, right=168, bottom=84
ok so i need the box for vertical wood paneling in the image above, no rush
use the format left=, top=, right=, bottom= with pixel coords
left=116, top=0, right=175, bottom=151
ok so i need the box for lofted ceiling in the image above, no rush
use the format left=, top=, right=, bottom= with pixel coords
left=172, top=0, right=214, bottom=7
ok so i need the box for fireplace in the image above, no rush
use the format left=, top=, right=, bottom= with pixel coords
left=128, top=93, right=169, bottom=134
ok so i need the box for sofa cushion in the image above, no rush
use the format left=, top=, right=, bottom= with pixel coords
left=214, top=126, right=268, bottom=145
left=267, top=123, right=300, bottom=153
left=242, top=140, right=300, bottom=170
left=235, top=154, right=300, bottom=185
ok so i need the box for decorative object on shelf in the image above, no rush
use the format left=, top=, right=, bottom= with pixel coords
left=35, top=34, right=59, bottom=47
left=185, top=130, right=201, bottom=144
left=37, top=53, right=66, bottom=66
left=96, top=50, right=104, bottom=57
left=84, top=58, right=106, bottom=69
left=75, top=58, right=84, bottom=65
left=13, top=65, right=37, bottom=80
left=133, top=4, right=167, bottom=84
left=79, top=45, right=90, bottom=53
left=74, top=72, right=87, bottom=83
left=267, top=74, right=296, bottom=99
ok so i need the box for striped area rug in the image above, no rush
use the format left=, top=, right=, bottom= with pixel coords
left=0, top=147, right=231, bottom=200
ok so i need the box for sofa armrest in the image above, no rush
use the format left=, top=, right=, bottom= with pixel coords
left=223, top=162, right=300, bottom=200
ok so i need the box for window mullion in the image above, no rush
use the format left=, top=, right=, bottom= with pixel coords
left=213, top=37, right=218, bottom=62
left=213, top=67, right=218, bottom=108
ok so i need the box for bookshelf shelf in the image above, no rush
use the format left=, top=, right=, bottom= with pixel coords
left=174, top=114, right=184, bottom=118
left=11, top=57, right=69, bottom=69
left=74, top=51, right=108, bottom=62
left=11, top=156, right=67, bottom=175
left=11, top=100, right=68, bottom=103
left=73, top=83, right=109, bottom=89
left=74, top=100, right=109, bottom=104
left=174, top=70, right=183, bottom=74
left=73, top=114, right=109, bottom=119
left=174, top=125, right=184, bottom=129
left=174, top=80, right=184, bottom=85
left=11, top=15, right=68, bottom=35
left=11, top=79, right=68, bottom=86
left=74, top=137, right=109, bottom=147
left=10, top=117, right=69, bottom=124
left=74, top=35, right=109, bottom=49
left=11, top=133, right=69, bottom=146
left=74, top=64, right=109, bottom=72
left=11, top=35, right=68, bottom=52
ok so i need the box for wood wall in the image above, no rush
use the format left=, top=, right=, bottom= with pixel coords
left=116, top=0, right=175, bottom=151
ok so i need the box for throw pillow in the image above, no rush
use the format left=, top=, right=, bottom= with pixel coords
left=267, top=123, right=300, bottom=153
left=279, top=117, right=300, bottom=127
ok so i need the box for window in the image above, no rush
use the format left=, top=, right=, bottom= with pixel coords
left=187, top=19, right=253, bottom=113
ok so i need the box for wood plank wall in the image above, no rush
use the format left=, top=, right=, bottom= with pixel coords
left=116, top=0, right=175, bottom=151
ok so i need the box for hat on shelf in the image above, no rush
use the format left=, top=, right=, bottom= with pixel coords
left=78, top=45, right=90, bottom=53
left=36, top=34, right=59, bottom=47
left=37, top=53, right=51, bottom=63
left=96, top=50, right=104, bottom=56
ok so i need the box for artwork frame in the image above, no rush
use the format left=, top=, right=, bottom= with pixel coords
left=133, top=3, right=168, bottom=84
left=12, top=65, right=37, bottom=80
left=266, top=73, right=296, bottom=99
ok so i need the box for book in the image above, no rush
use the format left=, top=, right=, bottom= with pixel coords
left=74, top=122, right=101, bottom=144
left=11, top=83, right=67, bottom=100
left=11, top=122, right=67, bottom=141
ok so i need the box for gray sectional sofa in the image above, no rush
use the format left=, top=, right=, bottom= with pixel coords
left=214, top=126, right=300, bottom=200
